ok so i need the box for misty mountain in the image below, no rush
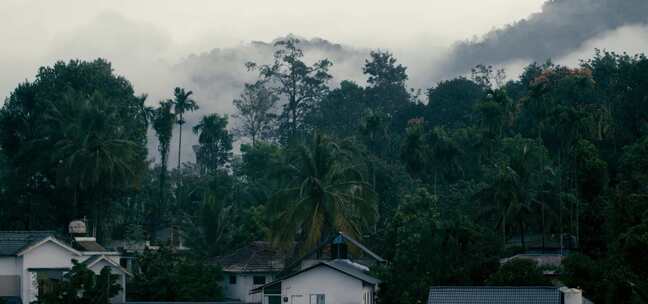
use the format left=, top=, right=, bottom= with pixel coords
left=161, top=37, right=369, bottom=163
left=443, top=0, right=648, bottom=76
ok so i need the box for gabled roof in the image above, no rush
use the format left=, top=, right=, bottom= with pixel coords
left=251, top=259, right=380, bottom=294
left=82, top=255, right=132, bottom=277
left=212, top=241, right=285, bottom=273
left=337, top=232, right=385, bottom=263
left=0, top=231, right=57, bottom=256
left=17, top=236, right=82, bottom=257
left=427, top=287, right=562, bottom=304
left=285, top=231, right=385, bottom=271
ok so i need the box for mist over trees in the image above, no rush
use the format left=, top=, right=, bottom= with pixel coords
left=445, top=0, right=648, bottom=75
left=1, top=34, right=648, bottom=304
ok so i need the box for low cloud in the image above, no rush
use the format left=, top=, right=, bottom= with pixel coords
left=442, top=0, right=648, bottom=78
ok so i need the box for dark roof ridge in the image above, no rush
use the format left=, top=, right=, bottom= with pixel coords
left=429, top=286, right=559, bottom=289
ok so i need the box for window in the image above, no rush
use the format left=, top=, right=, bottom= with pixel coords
left=253, top=275, right=266, bottom=285
left=268, top=295, right=281, bottom=304
left=229, top=275, right=237, bottom=284
left=310, top=294, right=325, bottom=304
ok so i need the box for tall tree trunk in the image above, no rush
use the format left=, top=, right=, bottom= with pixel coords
left=520, top=218, right=526, bottom=249
left=502, top=213, right=507, bottom=243
left=177, top=114, right=183, bottom=174
left=541, top=202, right=546, bottom=253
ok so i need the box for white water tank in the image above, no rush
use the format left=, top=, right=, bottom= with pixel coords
left=560, top=287, right=583, bottom=304
left=68, top=220, right=87, bottom=235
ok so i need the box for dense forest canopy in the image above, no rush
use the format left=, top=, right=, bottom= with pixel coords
left=1, top=37, right=647, bottom=303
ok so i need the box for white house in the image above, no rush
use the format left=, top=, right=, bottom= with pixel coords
left=212, top=241, right=286, bottom=303
left=0, top=230, right=131, bottom=303
left=248, top=232, right=384, bottom=304
left=251, top=260, right=380, bottom=304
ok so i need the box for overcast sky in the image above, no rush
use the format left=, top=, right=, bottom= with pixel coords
left=0, top=0, right=547, bottom=98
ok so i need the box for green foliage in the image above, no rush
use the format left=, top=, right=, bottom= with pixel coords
left=307, top=80, right=367, bottom=139
left=193, top=113, right=233, bottom=173
left=247, top=37, right=332, bottom=141
left=268, top=132, right=377, bottom=253
left=381, top=187, right=502, bottom=304
left=232, top=81, right=278, bottom=143
left=426, top=78, right=484, bottom=128
left=486, top=258, right=550, bottom=286
left=0, top=59, right=147, bottom=234
left=36, top=260, right=121, bottom=304
left=128, top=247, right=223, bottom=301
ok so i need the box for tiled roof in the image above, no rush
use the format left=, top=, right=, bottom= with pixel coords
left=0, top=231, right=56, bottom=256
left=427, top=287, right=562, bottom=304
left=212, top=241, right=285, bottom=273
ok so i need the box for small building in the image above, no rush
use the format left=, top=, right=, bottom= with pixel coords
left=212, top=241, right=286, bottom=303
left=252, top=259, right=380, bottom=304
left=427, top=286, right=591, bottom=304
left=0, top=229, right=130, bottom=303
left=250, top=232, right=385, bottom=304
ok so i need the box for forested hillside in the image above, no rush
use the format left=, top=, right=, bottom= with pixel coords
left=0, top=38, right=647, bottom=303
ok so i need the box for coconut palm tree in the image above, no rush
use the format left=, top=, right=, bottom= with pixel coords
left=268, top=133, right=377, bottom=253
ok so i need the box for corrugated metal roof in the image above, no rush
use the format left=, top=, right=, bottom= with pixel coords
left=0, top=231, right=55, bottom=256
left=427, top=287, right=562, bottom=304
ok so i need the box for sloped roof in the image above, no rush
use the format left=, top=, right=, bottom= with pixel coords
left=212, top=241, right=285, bottom=273
left=285, top=231, right=386, bottom=271
left=82, top=255, right=132, bottom=276
left=427, top=287, right=562, bottom=304
left=0, top=231, right=56, bottom=256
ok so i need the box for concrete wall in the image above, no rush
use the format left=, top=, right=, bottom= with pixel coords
left=281, top=266, right=364, bottom=304
left=223, top=272, right=274, bottom=303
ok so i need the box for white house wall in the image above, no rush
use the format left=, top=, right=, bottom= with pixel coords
left=21, top=241, right=81, bottom=302
left=0, top=257, right=20, bottom=296
left=223, top=272, right=274, bottom=303
left=282, top=266, right=364, bottom=304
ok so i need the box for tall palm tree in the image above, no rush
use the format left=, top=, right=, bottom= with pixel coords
left=269, top=133, right=377, bottom=254
left=171, top=87, right=199, bottom=174
left=151, top=100, right=176, bottom=231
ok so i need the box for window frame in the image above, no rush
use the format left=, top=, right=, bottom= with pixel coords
left=310, top=293, right=325, bottom=304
